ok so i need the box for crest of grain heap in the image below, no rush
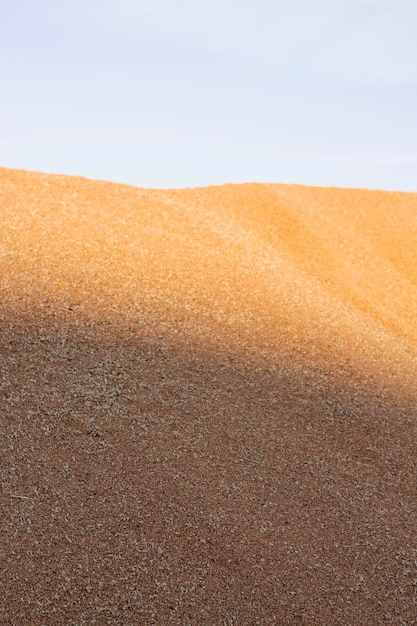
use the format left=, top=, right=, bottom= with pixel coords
left=1, top=167, right=417, bottom=624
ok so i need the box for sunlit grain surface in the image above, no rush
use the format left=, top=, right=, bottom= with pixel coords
left=1, top=167, right=417, bottom=624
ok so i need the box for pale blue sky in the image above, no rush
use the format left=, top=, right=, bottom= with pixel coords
left=1, top=0, right=416, bottom=190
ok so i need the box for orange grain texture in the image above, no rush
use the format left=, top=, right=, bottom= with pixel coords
left=1, top=167, right=417, bottom=624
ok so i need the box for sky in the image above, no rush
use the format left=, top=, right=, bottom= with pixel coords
left=1, top=0, right=416, bottom=191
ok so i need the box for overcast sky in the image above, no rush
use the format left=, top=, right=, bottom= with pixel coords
left=1, top=0, right=416, bottom=190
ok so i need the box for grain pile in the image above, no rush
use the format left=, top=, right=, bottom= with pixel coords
left=1, top=167, right=417, bottom=625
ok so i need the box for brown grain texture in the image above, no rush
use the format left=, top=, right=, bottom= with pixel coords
left=1, top=167, right=417, bottom=625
